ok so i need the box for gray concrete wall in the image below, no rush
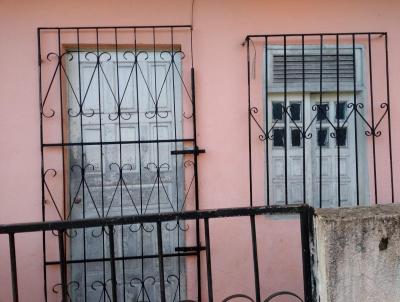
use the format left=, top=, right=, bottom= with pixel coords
left=312, top=204, right=400, bottom=302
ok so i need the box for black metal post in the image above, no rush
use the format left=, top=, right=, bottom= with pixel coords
left=57, top=230, right=67, bottom=302
left=204, top=218, right=214, bottom=302
left=9, top=233, right=19, bottom=302
left=108, top=225, right=118, bottom=302
left=300, top=208, right=313, bottom=302
left=157, top=222, right=166, bottom=302
left=250, top=215, right=261, bottom=302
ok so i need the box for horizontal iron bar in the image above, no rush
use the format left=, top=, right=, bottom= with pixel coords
left=45, top=251, right=197, bottom=266
left=245, top=32, right=387, bottom=40
left=171, top=148, right=206, bottom=155
left=0, top=205, right=310, bottom=234
left=175, top=246, right=206, bottom=252
left=43, top=138, right=194, bottom=147
left=38, top=25, right=192, bottom=30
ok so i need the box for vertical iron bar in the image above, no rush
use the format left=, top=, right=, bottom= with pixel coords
left=204, top=218, right=214, bottom=302
left=247, top=38, right=253, bottom=207
left=170, top=27, right=182, bottom=301
left=191, top=67, right=202, bottom=301
left=302, top=35, right=306, bottom=204
left=384, top=33, right=394, bottom=203
left=57, top=29, right=67, bottom=219
left=352, top=34, right=360, bottom=205
left=250, top=215, right=261, bottom=302
left=37, top=27, right=48, bottom=302
left=157, top=222, right=166, bottom=302
left=108, top=225, right=118, bottom=302
left=319, top=35, right=323, bottom=208
left=76, top=28, right=88, bottom=301
left=153, top=28, right=161, bottom=215
left=96, top=28, right=107, bottom=302
left=58, top=230, right=67, bottom=302
left=134, top=27, right=146, bottom=302
left=265, top=36, right=270, bottom=206
left=300, top=209, right=313, bottom=302
left=9, top=233, right=19, bottom=302
left=114, top=27, right=127, bottom=302
left=368, top=34, right=378, bottom=204
left=284, top=36, right=288, bottom=204
left=189, top=28, right=202, bottom=301
left=336, top=34, right=341, bottom=207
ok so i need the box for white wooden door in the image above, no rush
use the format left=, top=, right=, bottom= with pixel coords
left=67, top=50, right=185, bottom=301
left=268, top=92, right=367, bottom=207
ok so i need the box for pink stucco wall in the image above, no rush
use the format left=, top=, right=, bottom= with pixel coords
left=1, top=0, right=399, bottom=301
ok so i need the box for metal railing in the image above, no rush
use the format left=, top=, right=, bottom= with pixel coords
left=0, top=205, right=314, bottom=302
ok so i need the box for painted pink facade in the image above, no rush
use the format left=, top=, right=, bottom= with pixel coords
left=0, top=0, right=400, bottom=301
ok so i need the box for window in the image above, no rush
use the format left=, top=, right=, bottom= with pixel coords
left=265, top=43, right=367, bottom=207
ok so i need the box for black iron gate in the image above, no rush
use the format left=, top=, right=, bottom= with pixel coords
left=38, top=25, right=204, bottom=301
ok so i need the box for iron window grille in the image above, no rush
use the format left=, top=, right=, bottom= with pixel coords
left=245, top=32, right=394, bottom=208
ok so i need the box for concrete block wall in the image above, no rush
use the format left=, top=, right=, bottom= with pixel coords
left=312, top=204, right=400, bottom=302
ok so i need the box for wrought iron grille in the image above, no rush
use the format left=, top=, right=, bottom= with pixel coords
left=0, top=205, right=314, bottom=302
left=245, top=32, right=394, bottom=208
left=38, top=25, right=204, bottom=301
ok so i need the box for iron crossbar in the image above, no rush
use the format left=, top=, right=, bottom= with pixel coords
left=0, top=205, right=310, bottom=234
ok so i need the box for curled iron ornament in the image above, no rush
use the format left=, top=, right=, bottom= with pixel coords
left=68, top=163, right=102, bottom=218
left=68, top=51, right=112, bottom=118
left=68, top=105, right=95, bottom=118
left=145, top=109, right=169, bottom=119
left=250, top=107, right=270, bottom=141
left=91, top=225, right=116, bottom=238
left=41, top=52, right=74, bottom=118
left=264, top=291, right=303, bottom=302
left=166, top=274, right=182, bottom=302
left=160, top=49, right=193, bottom=119
left=129, top=223, right=155, bottom=233
left=183, top=110, right=194, bottom=120
left=108, top=108, right=133, bottom=121
left=71, top=163, right=95, bottom=174
left=129, top=276, right=156, bottom=287
left=91, top=279, right=114, bottom=290
left=283, top=105, right=313, bottom=140
left=84, top=51, right=112, bottom=63
left=348, top=101, right=389, bottom=137
left=166, top=274, right=180, bottom=284
left=184, top=160, right=194, bottom=168
left=222, top=294, right=255, bottom=302
left=51, top=228, right=78, bottom=238
left=145, top=162, right=170, bottom=172
left=365, top=102, right=389, bottom=137
left=43, top=168, right=65, bottom=220
left=91, top=279, right=113, bottom=302
left=109, top=162, right=133, bottom=174
left=160, top=50, right=186, bottom=62
left=47, top=52, right=74, bottom=63
left=165, top=220, right=190, bottom=232
left=44, top=168, right=57, bottom=179
left=52, top=280, right=80, bottom=301
left=129, top=276, right=156, bottom=302
left=123, top=50, right=149, bottom=62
